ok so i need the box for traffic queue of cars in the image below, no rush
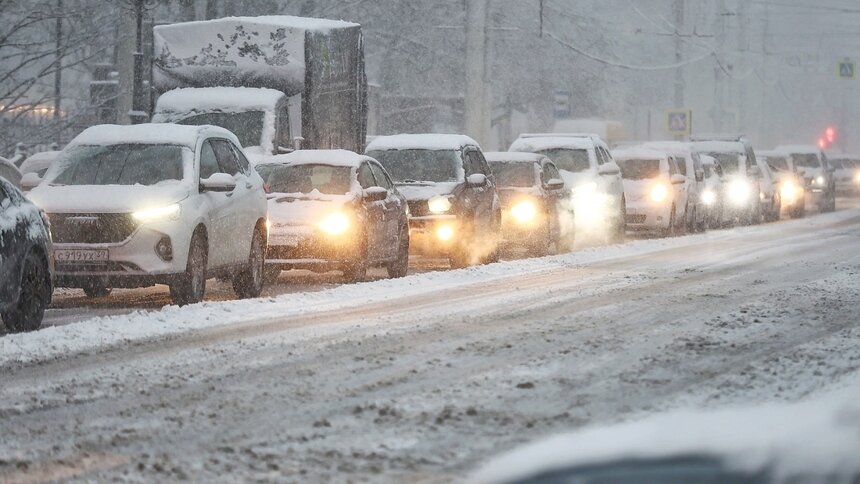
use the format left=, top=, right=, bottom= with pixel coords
left=1, top=124, right=856, bottom=334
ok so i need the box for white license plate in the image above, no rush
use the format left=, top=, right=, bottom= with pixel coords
left=54, top=249, right=110, bottom=262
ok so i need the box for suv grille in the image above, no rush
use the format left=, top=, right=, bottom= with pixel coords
left=49, top=213, right=139, bottom=244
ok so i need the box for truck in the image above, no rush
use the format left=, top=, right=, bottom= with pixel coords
left=151, top=15, right=367, bottom=161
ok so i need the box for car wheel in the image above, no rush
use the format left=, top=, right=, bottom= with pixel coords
left=608, top=199, right=626, bottom=244
left=343, top=238, right=369, bottom=282
left=82, top=280, right=111, bottom=298
left=386, top=224, right=410, bottom=279
left=2, top=252, right=49, bottom=332
left=528, top=222, right=553, bottom=257
left=233, top=230, right=265, bottom=299
left=663, top=205, right=677, bottom=237
left=169, top=233, right=207, bottom=306
left=263, top=266, right=281, bottom=285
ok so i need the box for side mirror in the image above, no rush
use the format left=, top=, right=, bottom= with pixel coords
left=695, top=170, right=704, bottom=182
left=466, top=173, right=487, bottom=187
left=670, top=174, right=686, bottom=185
left=598, top=162, right=620, bottom=176
left=544, top=178, right=565, bottom=191
left=20, top=172, right=42, bottom=190
left=200, top=173, right=237, bottom=193
left=277, top=146, right=293, bottom=155
left=363, top=186, right=388, bottom=202
left=747, top=165, right=761, bottom=177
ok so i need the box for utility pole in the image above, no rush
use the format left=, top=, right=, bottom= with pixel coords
left=53, top=0, right=63, bottom=141
left=464, top=0, right=489, bottom=146
left=736, top=0, right=749, bottom=134
left=129, top=0, right=147, bottom=124
left=759, top=3, right=769, bottom=146
left=673, top=0, right=685, bottom=140
left=712, top=0, right=727, bottom=132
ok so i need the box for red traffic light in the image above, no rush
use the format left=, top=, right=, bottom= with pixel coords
left=825, top=126, right=837, bottom=143
left=818, top=137, right=828, bottom=149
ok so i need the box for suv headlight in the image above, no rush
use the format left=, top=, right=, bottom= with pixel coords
left=650, top=184, right=669, bottom=203
left=510, top=200, right=538, bottom=223
left=132, top=203, right=181, bottom=223
left=814, top=175, right=825, bottom=186
left=318, top=211, right=351, bottom=235
left=428, top=196, right=452, bottom=214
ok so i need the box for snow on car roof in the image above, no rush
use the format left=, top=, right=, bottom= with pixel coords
left=610, top=147, right=667, bottom=161
left=774, top=144, right=822, bottom=155
left=484, top=152, right=544, bottom=164
left=366, top=134, right=479, bottom=152
left=509, top=136, right=593, bottom=153
left=756, top=150, right=788, bottom=158
left=159, top=14, right=359, bottom=33
left=262, top=149, right=369, bottom=168
left=19, top=150, right=61, bottom=175
left=691, top=140, right=745, bottom=154
left=155, top=87, right=285, bottom=114
left=471, top=386, right=860, bottom=484
left=69, top=123, right=233, bottom=148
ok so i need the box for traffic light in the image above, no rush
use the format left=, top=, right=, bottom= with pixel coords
left=825, top=126, right=837, bottom=144
left=818, top=137, right=827, bottom=149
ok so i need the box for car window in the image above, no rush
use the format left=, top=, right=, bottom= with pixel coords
left=668, top=157, right=678, bottom=175
left=368, top=162, right=392, bottom=189
left=543, top=162, right=561, bottom=183
left=210, top=139, right=241, bottom=176
left=464, top=150, right=482, bottom=176
left=229, top=142, right=251, bottom=174
left=200, top=140, right=221, bottom=179
left=595, top=147, right=606, bottom=165
left=675, top=156, right=688, bottom=176
left=357, top=162, right=377, bottom=189
left=473, top=149, right=491, bottom=175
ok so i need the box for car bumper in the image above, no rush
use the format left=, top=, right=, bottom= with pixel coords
left=52, top=224, right=189, bottom=288
left=408, top=215, right=462, bottom=256
left=266, top=227, right=361, bottom=270
left=624, top=201, right=672, bottom=231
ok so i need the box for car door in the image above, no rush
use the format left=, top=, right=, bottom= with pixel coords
left=599, top=145, right=624, bottom=199
left=0, top=184, right=19, bottom=304
left=368, top=161, right=401, bottom=258
left=357, top=162, right=386, bottom=261
left=197, top=139, right=233, bottom=268
left=229, top=140, right=266, bottom=234
left=464, top=148, right=495, bottom=234
left=541, top=161, right=564, bottom=238
left=210, top=138, right=255, bottom=266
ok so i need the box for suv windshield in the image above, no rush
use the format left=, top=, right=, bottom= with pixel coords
left=535, top=148, right=590, bottom=172
left=617, top=159, right=661, bottom=180
left=489, top=162, right=535, bottom=187
left=792, top=153, right=821, bottom=168
left=177, top=111, right=264, bottom=149
left=258, top=163, right=352, bottom=195
left=705, top=152, right=741, bottom=173
left=52, top=144, right=185, bottom=186
left=764, top=156, right=789, bottom=171
left=368, top=149, right=461, bottom=183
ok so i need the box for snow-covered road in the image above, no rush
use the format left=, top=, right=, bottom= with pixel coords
left=1, top=207, right=859, bottom=482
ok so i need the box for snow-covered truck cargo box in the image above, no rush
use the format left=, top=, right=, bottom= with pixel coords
left=152, top=15, right=367, bottom=158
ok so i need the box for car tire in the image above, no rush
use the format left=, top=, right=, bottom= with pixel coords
left=263, top=266, right=281, bottom=285
left=448, top=241, right=471, bottom=269
left=386, top=224, right=410, bottom=279
left=2, top=252, right=49, bottom=332
left=528, top=223, right=553, bottom=257
left=789, top=201, right=805, bottom=219
left=233, top=230, right=265, bottom=299
left=343, top=238, right=369, bottom=282
left=663, top=205, right=677, bottom=237
left=608, top=199, right=626, bottom=244
left=169, top=233, right=207, bottom=306
left=82, top=281, right=111, bottom=298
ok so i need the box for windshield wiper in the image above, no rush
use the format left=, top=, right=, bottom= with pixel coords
left=401, top=179, right=433, bottom=184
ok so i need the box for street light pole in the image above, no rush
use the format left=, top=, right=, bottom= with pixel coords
left=130, top=0, right=147, bottom=124
left=464, top=0, right=489, bottom=146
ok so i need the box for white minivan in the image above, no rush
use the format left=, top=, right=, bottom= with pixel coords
left=27, top=124, right=268, bottom=305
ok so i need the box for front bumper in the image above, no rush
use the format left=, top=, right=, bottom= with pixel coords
left=408, top=215, right=463, bottom=256
left=52, top=223, right=189, bottom=288
left=266, top=226, right=361, bottom=271
left=624, top=201, right=672, bottom=231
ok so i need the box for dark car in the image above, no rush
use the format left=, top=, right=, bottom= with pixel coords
left=366, top=134, right=501, bottom=268
left=484, top=152, right=568, bottom=256
left=257, top=150, right=410, bottom=283
left=0, top=177, right=53, bottom=332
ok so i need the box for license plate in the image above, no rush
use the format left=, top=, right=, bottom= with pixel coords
left=54, top=249, right=109, bottom=262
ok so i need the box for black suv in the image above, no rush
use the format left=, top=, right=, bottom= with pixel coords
left=366, top=134, right=501, bottom=267
left=0, top=177, right=53, bottom=332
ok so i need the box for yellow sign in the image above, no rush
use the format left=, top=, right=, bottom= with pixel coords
left=839, top=60, right=855, bottom=80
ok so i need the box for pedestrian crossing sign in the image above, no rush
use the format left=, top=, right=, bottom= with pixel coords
left=839, top=60, right=855, bottom=80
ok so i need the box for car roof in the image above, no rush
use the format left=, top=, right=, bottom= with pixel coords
left=484, top=151, right=545, bottom=164
left=689, top=133, right=748, bottom=142
left=509, top=136, right=595, bottom=153
left=365, top=134, right=479, bottom=152
left=259, top=149, right=370, bottom=168
left=69, top=123, right=237, bottom=149
left=611, top=147, right=668, bottom=161
left=471, top=386, right=860, bottom=484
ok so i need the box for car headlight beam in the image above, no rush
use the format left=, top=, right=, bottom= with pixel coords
left=428, top=196, right=452, bottom=214
left=701, top=189, right=716, bottom=205
left=132, top=203, right=181, bottom=223
left=728, top=180, right=751, bottom=206
left=650, top=184, right=669, bottom=203
left=318, top=211, right=351, bottom=235
left=510, top=200, right=538, bottom=223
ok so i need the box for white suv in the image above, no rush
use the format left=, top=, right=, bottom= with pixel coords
left=509, top=133, right=626, bottom=242
left=28, top=124, right=268, bottom=305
